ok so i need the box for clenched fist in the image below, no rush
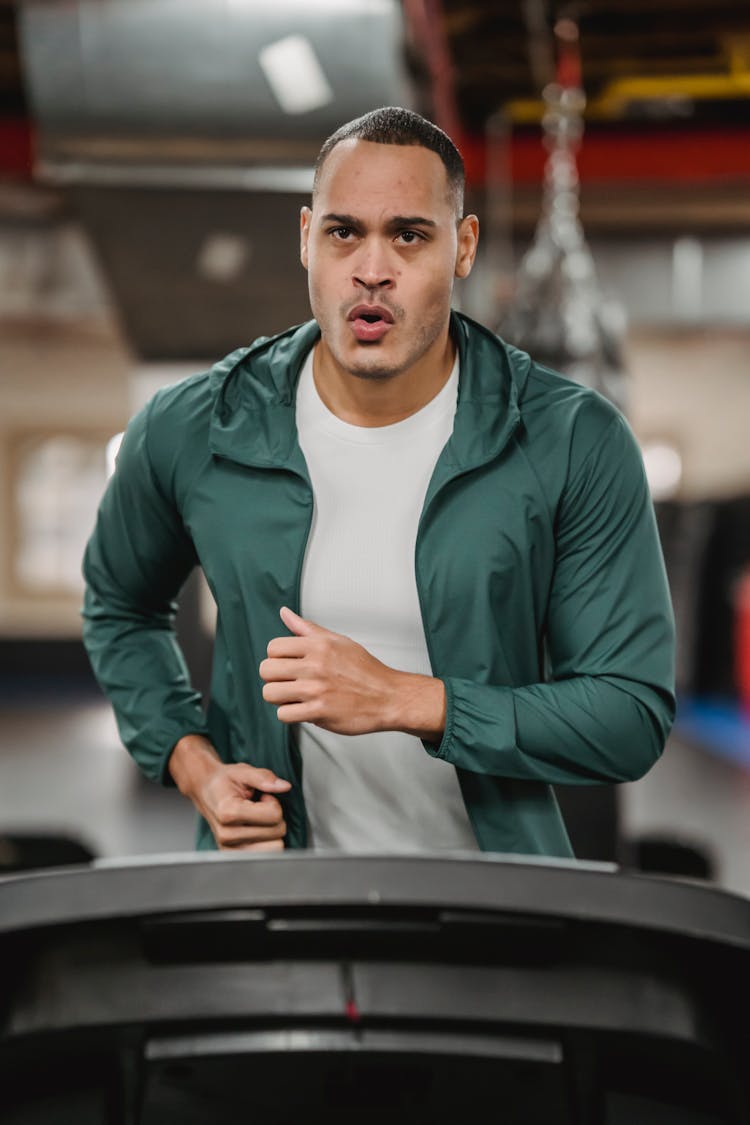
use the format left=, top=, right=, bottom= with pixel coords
left=259, top=606, right=446, bottom=741
left=169, top=733, right=291, bottom=851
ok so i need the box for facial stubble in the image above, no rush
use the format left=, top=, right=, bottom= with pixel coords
left=316, top=297, right=449, bottom=384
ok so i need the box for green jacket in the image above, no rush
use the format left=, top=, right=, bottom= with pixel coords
left=82, top=312, right=675, bottom=857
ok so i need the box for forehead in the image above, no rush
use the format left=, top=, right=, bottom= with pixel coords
left=314, top=139, right=454, bottom=217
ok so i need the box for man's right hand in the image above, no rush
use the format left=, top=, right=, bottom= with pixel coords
left=168, top=734, right=291, bottom=850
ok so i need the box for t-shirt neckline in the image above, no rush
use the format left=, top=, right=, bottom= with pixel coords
left=296, top=348, right=460, bottom=446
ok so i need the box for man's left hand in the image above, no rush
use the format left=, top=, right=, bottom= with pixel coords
left=259, top=606, right=445, bottom=740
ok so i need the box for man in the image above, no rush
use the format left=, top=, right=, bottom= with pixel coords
left=82, top=106, right=675, bottom=857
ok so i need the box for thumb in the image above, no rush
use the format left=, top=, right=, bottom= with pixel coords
left=279, top=605, right=320, bottom=636
left=230, top=763, right=291, bottom=793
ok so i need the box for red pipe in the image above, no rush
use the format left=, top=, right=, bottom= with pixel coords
left=403, top=0, right=462, bottom=141
left=460, top=127, right=750, bottom=187
left=0, top=119, right=34, bottom=178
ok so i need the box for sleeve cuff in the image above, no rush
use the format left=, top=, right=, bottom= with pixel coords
left=124, top=717, right=211, bottom=787
left=421, top=676, right=456, bottom=762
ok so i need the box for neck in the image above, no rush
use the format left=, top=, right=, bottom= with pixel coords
left=312, top=329, right=456, bottom=428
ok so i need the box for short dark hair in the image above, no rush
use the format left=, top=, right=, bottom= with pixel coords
left=313, top=106, right=465, bottom=216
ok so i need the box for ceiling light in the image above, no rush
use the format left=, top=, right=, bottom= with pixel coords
left=258, top=35, right=334, bottom=115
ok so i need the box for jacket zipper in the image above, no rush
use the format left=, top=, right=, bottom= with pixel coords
left=287, top=465, right=315, bottom=845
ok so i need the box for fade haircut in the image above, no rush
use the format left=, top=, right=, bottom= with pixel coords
left=312, top=106, right=465, bottom=218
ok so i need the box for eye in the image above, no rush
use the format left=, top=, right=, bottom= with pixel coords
left=396, top=230, right=424, bottom=245
left=328, top=227, right=353, bottom=241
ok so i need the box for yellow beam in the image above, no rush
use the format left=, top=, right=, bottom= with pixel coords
left=507, top=70, right=750, bottom=124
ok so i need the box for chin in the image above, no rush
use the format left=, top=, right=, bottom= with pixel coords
left=348, top=362, right=399, bottom=382
left=335, top=340, right=400, bottom=382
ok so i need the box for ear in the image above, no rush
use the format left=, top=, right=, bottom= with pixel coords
left=300, top=205, right=312, bottom=270
left=455, top=214, right=479, bottom=279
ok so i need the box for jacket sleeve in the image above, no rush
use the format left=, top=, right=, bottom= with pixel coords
left=427, top=410, right=676, bottom=784
left=81, top=399, right=210, bottom=784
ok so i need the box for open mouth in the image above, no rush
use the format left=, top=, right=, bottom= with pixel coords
left=347, top=305, right=395, bottom=342
left=348, top=304, right=395, bottom=324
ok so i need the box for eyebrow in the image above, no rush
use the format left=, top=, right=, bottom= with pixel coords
left=320, top=212, right=437, bottom=230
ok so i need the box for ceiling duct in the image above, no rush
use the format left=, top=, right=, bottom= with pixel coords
left=17, top=0, right=416, bottom=359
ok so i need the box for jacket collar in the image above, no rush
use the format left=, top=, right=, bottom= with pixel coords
left=209, top=311, right=528, bottom=475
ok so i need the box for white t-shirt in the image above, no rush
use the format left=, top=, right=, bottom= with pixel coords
left=294, top=347, right=479, bottom=853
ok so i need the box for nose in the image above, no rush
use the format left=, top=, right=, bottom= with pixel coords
left=352, top=238, right=394, bottom=290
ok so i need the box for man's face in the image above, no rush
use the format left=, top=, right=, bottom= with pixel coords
left=300, top=139, right=478, bottom=382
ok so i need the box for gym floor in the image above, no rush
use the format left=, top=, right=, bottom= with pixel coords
left=0, top=684, right=748, bottom=898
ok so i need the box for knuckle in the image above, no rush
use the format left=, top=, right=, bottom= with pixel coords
left=262, top=795, right=281, bottom=816
left=311, top=698, right=326, bottom=721
left=215, top=798, right=233, bottom=823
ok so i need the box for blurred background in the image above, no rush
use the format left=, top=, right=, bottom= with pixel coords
left=0, top=0, right=748, bottom=888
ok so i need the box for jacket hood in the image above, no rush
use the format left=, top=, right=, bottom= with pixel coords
left=208, top=311, right=530, bottom=473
